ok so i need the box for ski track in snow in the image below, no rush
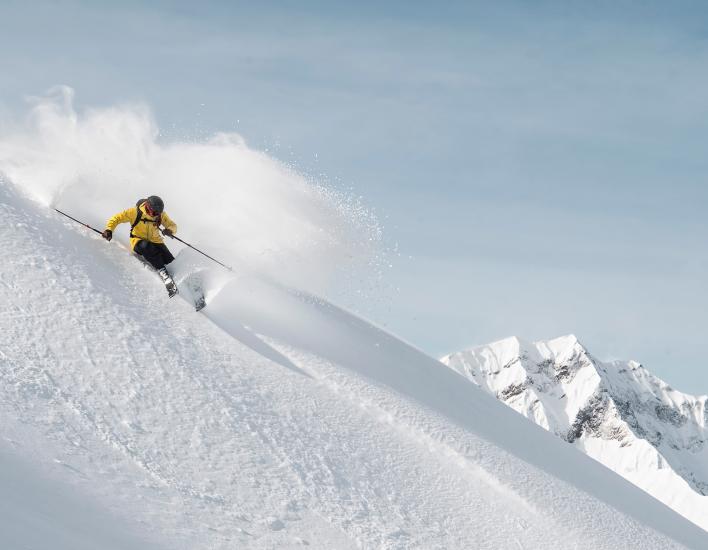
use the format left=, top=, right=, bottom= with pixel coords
left=0, top=181, right=705, bottom=549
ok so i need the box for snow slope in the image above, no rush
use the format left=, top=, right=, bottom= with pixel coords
left=0, top=439, right=164, bottom=550
left=2, top=180, right=708, bottom=548
left=3, top=182, right=708, bottom=550
left=441, top=335, right=708, bottom=532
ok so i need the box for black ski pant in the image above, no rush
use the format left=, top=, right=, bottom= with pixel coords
left=134, top=240, right=175, bottom=270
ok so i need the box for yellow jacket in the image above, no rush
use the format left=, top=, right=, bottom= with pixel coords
left=105, top=202, right=177, bottom=250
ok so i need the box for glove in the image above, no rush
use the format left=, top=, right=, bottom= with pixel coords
left=102, top=229, right=112, bottom=241
left=162, top=228, right=174, bottom=238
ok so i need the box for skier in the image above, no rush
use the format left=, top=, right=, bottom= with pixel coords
left=102, top=196, right=179, bottom=296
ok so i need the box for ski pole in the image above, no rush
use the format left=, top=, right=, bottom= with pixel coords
left=54, top=208, right=103, bottom=236
left=163, top=231, right=233, bottom=271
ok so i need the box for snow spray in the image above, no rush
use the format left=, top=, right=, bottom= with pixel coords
left=0, top=86, right=384, bottom=295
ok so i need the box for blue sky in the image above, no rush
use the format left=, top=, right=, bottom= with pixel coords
left=3, top=1, right=708, bottom=392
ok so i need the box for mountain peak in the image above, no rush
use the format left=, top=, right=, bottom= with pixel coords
left=547, top=333, right=582, bottom=351
left=442, top=335, right=708, bottom=532
left=487, top=335, right=535, bottom=360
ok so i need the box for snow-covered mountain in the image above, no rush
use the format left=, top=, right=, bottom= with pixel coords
left=3, top=181, right=708, bottom=550
left=2, top=92, right=708, bottom=548
left=441, top=335, right=708, bottom=532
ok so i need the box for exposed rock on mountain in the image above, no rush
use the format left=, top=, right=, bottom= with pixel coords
left=442, top=335, right=708, bottom=530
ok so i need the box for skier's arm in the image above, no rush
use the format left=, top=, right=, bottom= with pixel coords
left=161, top=212, right=177, bottom=236
left=105, top=207, right=137, bottom=232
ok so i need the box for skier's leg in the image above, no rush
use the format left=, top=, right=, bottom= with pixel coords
left=134, top=241, right=178, bottom=297
left=134, top=240, right=166, bottom=270
left=156, top=243, right=175, bottom=266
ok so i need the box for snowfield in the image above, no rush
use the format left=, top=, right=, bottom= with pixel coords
left=2, top=180, right=708, bottom=549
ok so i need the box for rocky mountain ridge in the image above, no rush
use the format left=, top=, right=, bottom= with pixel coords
left=441, top=335, right=708, bottom=531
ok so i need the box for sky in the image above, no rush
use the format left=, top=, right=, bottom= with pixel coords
left=2, top=0, right=708, bottom=393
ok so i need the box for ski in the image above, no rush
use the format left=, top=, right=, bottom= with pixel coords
left=165, top=278, right=179, bottom=298
left=184, top=271, right=206, bottom=311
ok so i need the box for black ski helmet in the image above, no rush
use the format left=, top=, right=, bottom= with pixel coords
left=146, top=195, right=164, bottom=214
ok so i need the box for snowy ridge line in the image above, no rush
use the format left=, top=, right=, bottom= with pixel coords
left=270, top=339, right=539, bottom=518
left=265, top=340, right=698, bottom=549
left=0, top=178, right=706, bottom=548
left=201, top=276, right=702, bottom=548
left=239, top=344, right=544, bottom=548
left=442, top=335, right=708, bottom=533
